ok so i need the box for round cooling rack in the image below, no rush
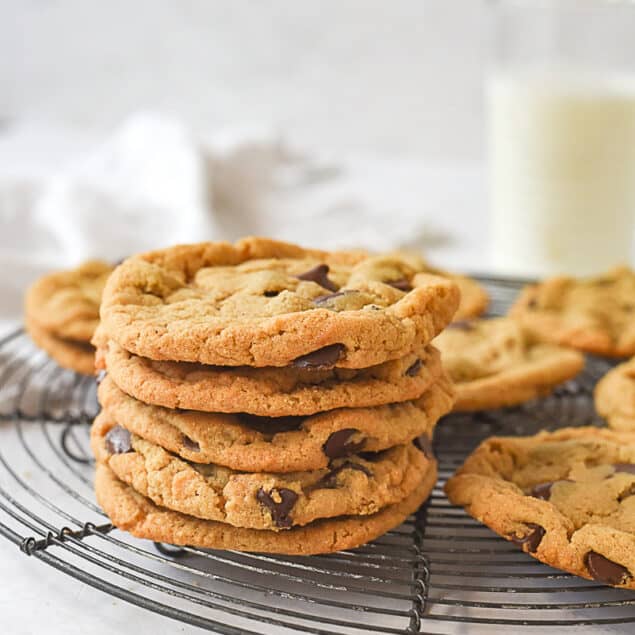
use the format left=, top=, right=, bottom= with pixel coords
left=1, top=276, right=634, bottom=635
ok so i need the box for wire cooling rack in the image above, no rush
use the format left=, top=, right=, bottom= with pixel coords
left=1, top=275, right=635, bottom=635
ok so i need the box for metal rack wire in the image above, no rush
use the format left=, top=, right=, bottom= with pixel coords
left=1, top=276, right=634, bottom=634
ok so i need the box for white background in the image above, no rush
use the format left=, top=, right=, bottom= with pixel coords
left=0, top=0, right=489, bottom=160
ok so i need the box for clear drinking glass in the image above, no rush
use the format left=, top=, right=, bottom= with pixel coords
left=488, top=0, right=635, bottom=276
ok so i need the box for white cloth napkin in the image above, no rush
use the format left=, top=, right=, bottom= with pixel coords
left=0, top=112, right=479, bottom=320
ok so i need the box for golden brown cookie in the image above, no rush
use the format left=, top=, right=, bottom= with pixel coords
left=595, top=359, right=635, bottom=431
left=95, top=333, right=445, bottom=417
left=434, top=317, right=584, bottom=411
left=509, top=266, right=635, bottom=358
left=99, top=238, right=459, bottom=368
left=25, top=260, right=113, bottom=342
left=95, top=461, right=436, bottom=554
left=445, top=427, right=635, bottom=589
left=388, top=250, right=488, bottom=320
left=25, top=316, right=95, bottom=375
left=92, top=412, right=431, bottom=531
left=96, top=374, right=453, bottom=472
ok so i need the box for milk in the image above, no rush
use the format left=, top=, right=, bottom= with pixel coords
left=488, top=72, right=635, bottom=277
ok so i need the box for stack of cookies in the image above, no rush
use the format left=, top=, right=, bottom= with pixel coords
left=90, top=237, right=459, bottom=554
left=24, top=260, right=113, bottom=375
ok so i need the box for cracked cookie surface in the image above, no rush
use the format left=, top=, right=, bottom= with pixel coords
left=92, top=411, right=433, bottom=531
left=95, top=330, right=444, bottom=416
left=509, top=266, right=635, bottom=357
left=445, top=427, right=635, bottom=588
left=434, top=317, right=584, bottom=411
left=98, top=237, right=459, bottom=368
left=95, top=461, right=436, bottom=554
left=97, top=374, right=453, bottom=472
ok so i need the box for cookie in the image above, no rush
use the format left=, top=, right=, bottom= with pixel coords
left=94, top=333, right=444, bottom=416
left=92, top=411, right=432, bottom=531
left=95, top=460, right=436, bottom=554
left=445, top=427, right=635, bottom=589
left=434, top=317, right=584, bottom=411
left=25, top=260, right=113, bottom=342
left=509, top=266, right=635, bottom=358
left=96, top=374, right=453, bottom=472
left=386, top=250, right=488, bottom=320
left=595, top=359, right=635, bottom=432
left=25, top=316, right=95, bottom=375
left=98, top=237, right=459, bottom=368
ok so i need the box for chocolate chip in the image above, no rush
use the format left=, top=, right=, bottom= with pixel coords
left=95, top=370, right=107, bottom=385
left=256, top=487, right=298, bottom=528
left=510, top=523, right=545, bottom=553
left=104, top=425, right=132, bottom=454
left=613, top=463, right=635, bottom=475
left=414, top=434, right=434, bottom=459
left=530, top=482, right=554, bottom=500
left=293, top=344, right=345, bottom=370
left=182, top=435, right=200, bottom=452
left=295, top=264, right=338, bottom=292
left=312, top=290, right=358, bottom=309
left=447, top=320, right=475, bottom=331
left=585, top=551, right=631, bottom=586
left=323, top=428, right=365, bottom=459
left=406, top=359, right=422, bottom=377
left=317, top=461, right=372, bottom=489
left=263, top=290, right=280, bottom=297
left=529, top=479, right=572, bottom=501
left=387, top=278, right=412, bottom=292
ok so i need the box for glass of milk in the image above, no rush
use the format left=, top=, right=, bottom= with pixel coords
left=488, top=0, right=635, bottom=276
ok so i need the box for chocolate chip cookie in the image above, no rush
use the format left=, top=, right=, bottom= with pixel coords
left=99, top=238, right=460, bottom=369
left=25, top=316, right=96, bottom=375
left=95, top=461, right=436, bottom=554
left=25, top=260, right=112, bottom=342
left=97, top=374, right=453, bottom=472
left=434, top=317, right=584, bottom=411
left=445, top=427, right=635, bottom=589
left=509, top=266, right=635, bottom=358
left=24, top=260, right=113, bottom=374
left=595, top=359, right=635, bottom=432
left=92, top=411, right=433, bottom=531
left=393, top=251, right=488, bottom=320
left=94, top=331, right=445, bottom=417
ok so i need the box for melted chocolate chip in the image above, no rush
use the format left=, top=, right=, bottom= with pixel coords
left=387, top=278, right=413, bottom=292
left=510, top=523, right=545, bottom=553
left=530, top=479, right=572, bottom=501
left=414, top=434, right=434, bottom=459
left=95, top=370, right=107, bottom=385
left=256, top=487, right=298, bottom=528
left=323, top=428, right=365, bottom=459
left=530, top=482, right=554, bottom=500
left=613, top=463, right=635, bottom=475
left=313, top=290, right=358, bottom=309
left=293, top=344, right=345, bottom=370
left=586, top=551, right=631, bottom=586
left=406, top=359, right=422, bottom=377
left=447, top=320, right=475, bottom=331
left=105, top=425, right=132, bottom=454
left=182, top=435, right=200, bottom=452
left=295, top=264, right=338, bottom=292
left=317, top=461, right=372, bottom=489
